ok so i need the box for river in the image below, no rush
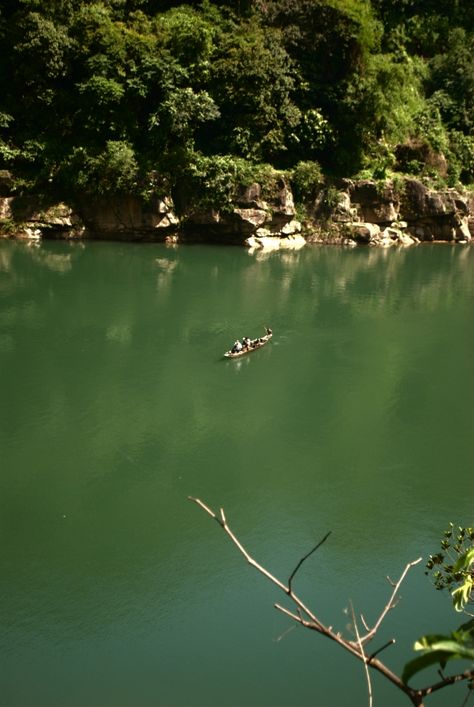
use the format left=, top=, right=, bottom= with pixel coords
left=0, top=239, right=473, bottom=707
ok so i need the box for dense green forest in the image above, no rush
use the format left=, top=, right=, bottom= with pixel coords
left=1, top=0, right=474, bottom=210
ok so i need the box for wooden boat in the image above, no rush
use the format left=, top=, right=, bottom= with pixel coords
left=224, top=328, right=273, bottom=358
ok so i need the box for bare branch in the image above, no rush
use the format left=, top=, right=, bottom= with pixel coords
left=351, top=601, right=373, bottom=707
left=275, top=603, right=306, bottom=624
left=188, top=499, right=433, bottom=707
left=419, top=668, right=474, bottom=699
left=368, top=639, right=396, bottom=663
left=361, top=613, right=370, bottom=632
left=360, top=558, right=422, bottom=644
left=288, top=532, right=332, bottom=593
left=189, top=496, right=322, bottom=628
left=190, top=497, right=220, bottom=522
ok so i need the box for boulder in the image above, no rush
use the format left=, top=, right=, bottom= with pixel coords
left=280, top=219, right=302, bottom=235
left=346, top=221, right=381, bottom=244
left=245, top=234, right=305, bottom=251
left=245, top=235, right=280, bottom=251
left=280, top=234, right=306, bottom=249
left=231, top=208, right=268, bottom=231
left=380, top=226, right=418, bottom=246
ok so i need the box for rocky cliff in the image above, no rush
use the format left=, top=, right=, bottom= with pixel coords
left=0, top=175, right=473, bottom=248
left=318, top=178, right=473, bottom=246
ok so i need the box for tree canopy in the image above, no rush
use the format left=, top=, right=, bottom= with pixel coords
left=1, top=0, right=474, bottom=202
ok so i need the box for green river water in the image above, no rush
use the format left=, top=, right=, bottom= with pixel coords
left=0, top=239, right=473, bottom=707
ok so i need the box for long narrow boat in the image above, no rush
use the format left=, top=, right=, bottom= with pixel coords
left=224, top=328, right=273, bottom=358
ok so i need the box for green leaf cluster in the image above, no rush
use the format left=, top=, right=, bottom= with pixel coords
left=403, top=525, right=474, bottom=687
left=425, top=524, right=474, bottom=611
left=1, top=0, right=474, bottom=202
left=403, top=619, right=474, bottom=685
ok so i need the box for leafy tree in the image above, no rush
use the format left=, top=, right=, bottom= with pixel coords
left=340, top=50, right=428, bottom=175
left=154, top=3, right=220, bottom=85
left=2, top=0, right=474, bottom=199
left=202, top=21, right=300, bottom=162
left=428, top=29, right=474, bottom=134
left=171, top=150, right=262, bottom=213
left=447, top=131, right=474, bottom=185
left=289, top=160, right=324, bottom=204
left=72, top=140, right=139, bottom=195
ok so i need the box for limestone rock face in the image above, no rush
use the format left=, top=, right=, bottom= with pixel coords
left=1, top=173, right=474, bottom=247
left=0, top=197, right=13, bottom=220
left=321, top=178, right=473, bottom=244
left=331, top=191, right=357, bottom=223
left=182, top=176, right=301, bottom=242
left=232, top=208, right=268, bottom=231
left=77, top=195, right=178, bottom=239
left=235, top=182, right=265, bottom=209
left=398, top=181, right=472, bottom=241
left=0, top=198, right=85, bottom=239
left=267, top=177, right=295, bottom=226
left=349, top=180, right=399, bottom=224
left=187, top=210, right=220, bottom=226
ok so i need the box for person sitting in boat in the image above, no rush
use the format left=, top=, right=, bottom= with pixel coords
left=231, top=340, right=243, bottom=354
left=242, top=336, right=251, bottom=349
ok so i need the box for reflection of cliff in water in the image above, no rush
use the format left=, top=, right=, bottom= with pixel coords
left=241, top=243, right=474, bottom=316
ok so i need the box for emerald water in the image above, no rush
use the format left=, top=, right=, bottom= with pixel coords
left=1, top=239, right=473, bottom=707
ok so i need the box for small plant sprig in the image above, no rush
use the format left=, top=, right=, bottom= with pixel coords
left=426, top=523, right=474, bottom=612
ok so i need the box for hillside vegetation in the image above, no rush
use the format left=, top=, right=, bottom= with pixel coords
left=1, top=0, right=474, bottom=209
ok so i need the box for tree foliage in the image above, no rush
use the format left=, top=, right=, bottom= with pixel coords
left=402, top=525, right=474, bottom=689
left=1, top=0, right=474, bottom=200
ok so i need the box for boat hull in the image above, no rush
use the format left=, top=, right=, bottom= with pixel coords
left=224, top=332, right=272, bottom=358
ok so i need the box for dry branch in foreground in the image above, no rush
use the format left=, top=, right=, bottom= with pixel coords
left=189, top=497, right=474, bottom=707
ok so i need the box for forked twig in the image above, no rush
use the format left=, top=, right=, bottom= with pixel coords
left=360, top=557, right=423, bottom=644
left=288, top=531, right=331, bottom=593
left=189, top=497, right=323, bottom=628
left=189, top=497, right=474, bottom=707
left=368, top=639, right=396, bottom=663
left=350, top=601, right=373, bottom=707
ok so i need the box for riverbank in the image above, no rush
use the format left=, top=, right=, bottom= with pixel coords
left=1, top=175, right=473, bottom=249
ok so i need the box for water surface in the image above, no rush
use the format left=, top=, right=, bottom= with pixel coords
left=0, top=240, right=473, bottom=706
